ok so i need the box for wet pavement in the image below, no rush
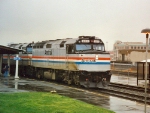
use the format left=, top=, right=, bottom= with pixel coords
left=0, top=75, right=150, bottom=113
left=111, top=74, right=150, bottom=87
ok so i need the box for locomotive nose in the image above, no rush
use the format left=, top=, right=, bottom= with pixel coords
left=83, top=78, right=107, bottom=88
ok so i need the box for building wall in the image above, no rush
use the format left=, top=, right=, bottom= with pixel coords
left=112, top=40, right=150, bottom=64
left=130, top=51, right=150, bottom=63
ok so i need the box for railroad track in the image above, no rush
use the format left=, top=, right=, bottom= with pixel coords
left=109, top=82, right=150, bottom=93
left=98, top=82, right=150, bottom=104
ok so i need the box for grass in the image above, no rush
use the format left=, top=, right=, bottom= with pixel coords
left=0, top=92, right=115, bottom=113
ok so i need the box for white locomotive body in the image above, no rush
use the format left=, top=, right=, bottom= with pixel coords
left=4, top=36, right=111, bottom=88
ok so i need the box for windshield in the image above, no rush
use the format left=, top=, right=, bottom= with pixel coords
left=93, top=44, right=104, bottom=51
left=76, top=44, right=91, bottom=50
left=76, top=44, right=104, bottom=51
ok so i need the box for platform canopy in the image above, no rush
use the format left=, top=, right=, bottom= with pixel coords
left=141, top=59, right=150, bottom=62
left=0, top=45, right=22, bottom=54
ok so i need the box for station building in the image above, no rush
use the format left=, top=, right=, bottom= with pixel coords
left=112, top=40, right=150, bottom=64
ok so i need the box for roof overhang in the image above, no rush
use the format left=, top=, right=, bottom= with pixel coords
left=0, top=45, right=22, bottom=54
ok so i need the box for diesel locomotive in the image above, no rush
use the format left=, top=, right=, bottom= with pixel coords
left=4, top=36, right=111, bottom=88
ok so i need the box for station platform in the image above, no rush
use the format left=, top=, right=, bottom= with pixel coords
left=111, top=74, right=150, bottom=88
left=0, top=76, right=28, bottom=93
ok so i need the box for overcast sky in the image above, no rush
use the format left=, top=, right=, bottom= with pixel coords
left=1, top=0, right=150, bottom=50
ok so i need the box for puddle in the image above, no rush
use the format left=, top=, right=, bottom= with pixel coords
left=0, top=90, right=10, bottom=92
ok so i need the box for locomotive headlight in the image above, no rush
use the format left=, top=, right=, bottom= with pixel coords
left=95, top=55, right=98, bottom=60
